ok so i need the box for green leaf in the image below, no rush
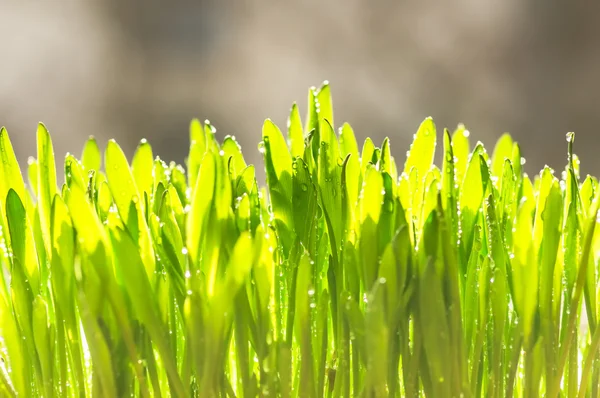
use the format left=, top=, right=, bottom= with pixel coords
left=364, top=279, right=388, bottom=396
left=318, top=119, right=343, bottom=256
left=305, top=87, right=319, bottom=136
left=235, top=165, right=260, bottom=233
left=485, top=193, right=509, bottom=391
left=187, top=118, right=206, bottom=189
left=262, top=119, right=294, bottom=251
left=499, top=159, right=516, bottom=239
left=538, top=179, right=563, bottom=383
left=64, top=154, right=86, bottom=190
left=263, top=119, right=293, bottom=197
left=96, top=180, right=113, bottom=222
left=105, top=139, right=156, bottom=280
left=418, top=252, right=451, bottom=397
left=0, top=127, right=27, bottom=207
left=359, top=166, right=383, bottom=287
left=0, top=291, right=27, bottom=396
left=27, top=157, right=38, bottom=198
left=378, top=172, right=395, bottom=252
left=169, top=163, right=188, bottom=208
left=51, top=195, right=75, bottom=286
left=106, top=139, right=140, bottom=222
left=132, top=138, right=154, bottom=201
left=342, top=152, right=359, bottom=240
left=66, top=181, right=106, bottom=253
left=339, top=123, right=359, bottom=161
left=153, top=157, right=169, bottom=192
left=491, top=133, right=513, bottom=183
left=511, top=142, right=523, bottom=188
left=288, top=103, right=304, bottom=158
left=186, top=151, right=216, bottom=271
left=36, top=123, right=57, bottom=257
left=360, top=137, right=375, bottom=175
left=512, top=189, right=537, bottom=346
left=419, top=173, right=439, bottom=236
left=49, top=194, right=86, bottom=397
left=441, top=129, right=458, bottom=246
left=295, top=252, right=316, bottom=397
left=378, top=244, right=397, bottom=325
left=6, top=189, right=40, bottom=294
left=360, top=166, right=384, bottom=226
left=82, top=135, right=102, bottom=172
left=292, top=158, right=318, bottom=247
left=204, top=120, right=220, bottom=155
left=32, top=296, right=52, bottom=397
left=451, top=124, right=470, bottom=186
left=108, top=220, right=185, bottom=395
left=379, top=137, right=392, bottom=176
left=316, top=81, right=333, bottom=127
left=459, top=147, right=489, bottom=269
left=404, top=117, right=436, bottom=185
left=222, top=136, right=247, bottom=179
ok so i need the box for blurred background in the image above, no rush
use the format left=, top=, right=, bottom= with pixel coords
left=2, top=1, right=600, bottom=180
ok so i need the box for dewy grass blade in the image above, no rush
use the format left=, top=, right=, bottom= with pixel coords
left=0, top=128, right=27, bottom=210
left=36, top=123, right=57, bottom=267
left=451, top=124, right=471, bottom=186
left=287, top=103, right=304, bottom=159
left=105, top=139, right=156, bottom=282
left=2, top=83, right=599, bottom=397
left=81, top=135, right=102, bottom=172
left=132, top=138, right=154, bottom=203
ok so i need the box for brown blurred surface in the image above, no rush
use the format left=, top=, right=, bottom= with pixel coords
left=2, top=1, right=600, bottom=180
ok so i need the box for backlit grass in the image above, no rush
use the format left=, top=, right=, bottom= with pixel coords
left=0, top=83, right=599, bottom=397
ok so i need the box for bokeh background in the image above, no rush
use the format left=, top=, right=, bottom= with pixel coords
left=2, top=1, right=600, bottom=180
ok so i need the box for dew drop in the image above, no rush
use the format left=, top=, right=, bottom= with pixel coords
left=258, top=142, right=266, bottom=154
left=566, top=132, right=574, bottom=143
left=301, top=183, right=308, bottom=192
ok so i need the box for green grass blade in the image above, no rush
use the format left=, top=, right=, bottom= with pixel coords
left=132, top=138, right=154, bottom=201
left=288, top=103, right=304, bottom=158
left=36, top=123, right=57, bottom=258
left=81, top=135, right=101, bottom=172
left=0, top=128, right=27, bottom=210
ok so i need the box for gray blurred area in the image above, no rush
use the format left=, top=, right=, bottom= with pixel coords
left=2, top=1, right=600, bottom=180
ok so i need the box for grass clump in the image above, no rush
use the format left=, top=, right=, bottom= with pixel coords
left=0, top=83, right=599, bottom=397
